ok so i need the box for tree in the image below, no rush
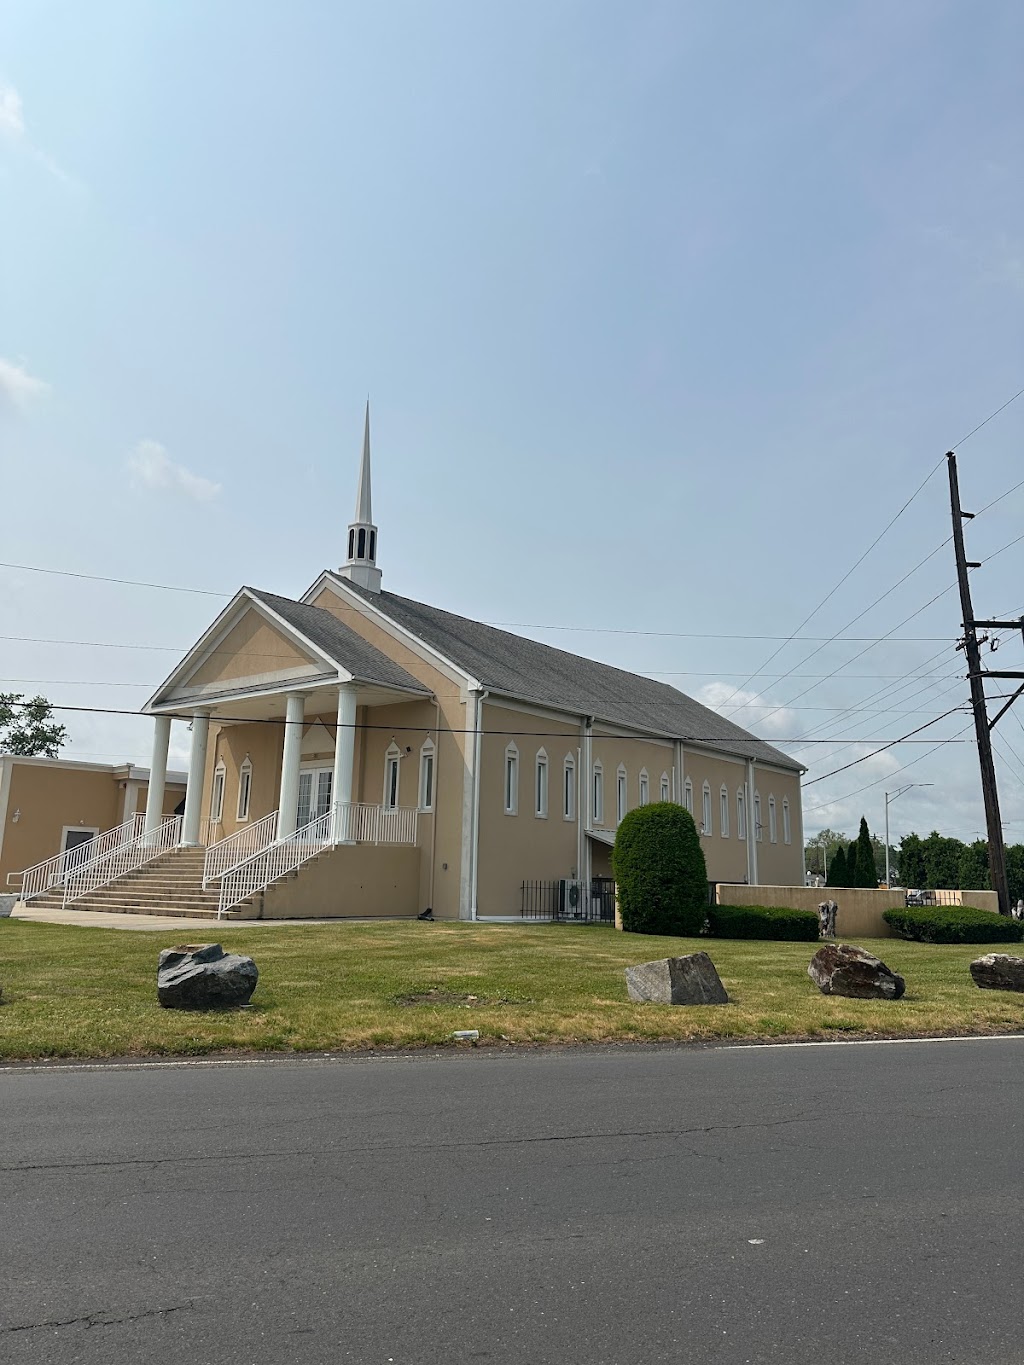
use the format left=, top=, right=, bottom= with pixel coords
left=899, top=833, right=927, bottom=889
left=847, top=841, right=859, bottom=885
left=922, top=831, right=964, bottom=890
left=827, top=844, right=849, bottom=888
left=1006, top=844, right=1024, bottom=906
left=958, top=840, right=990, bottom=891
left=0, top=694, right=66, bottom=758
left=854, top=816, right=877, bottom=887
left=612, top=801, right=708, bottom=936
left=804, top=828, right=849, bottom=880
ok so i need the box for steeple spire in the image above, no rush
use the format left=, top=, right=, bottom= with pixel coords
left=337, top=400, right=382, bottom=593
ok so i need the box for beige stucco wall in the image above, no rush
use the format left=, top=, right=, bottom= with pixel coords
left=680, top=748, right=804, bottom=886
left=590, top=729, right=676, bottom=832
left=716, top=883, right=1000, bottom=939
left=187, top=609, right=314, bottom=688
left=249, top=842, right=421, bottom=919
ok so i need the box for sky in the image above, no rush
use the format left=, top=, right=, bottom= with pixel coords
left=1, top=0, right=1022, bottom=853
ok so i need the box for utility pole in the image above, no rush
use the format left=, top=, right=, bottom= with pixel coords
left=947, top=451, right=1011, bottom=915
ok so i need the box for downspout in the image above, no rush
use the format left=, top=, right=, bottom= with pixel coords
left=575, top=745, right=583, bottom=880
left=469, top=689, right=488, bottom=919
left=673, top=740, right=684, bottom=805
left=745, top=757, right=759, bottom=886
left=581, top=716, right=594, bottom=891
left=428, top=697, right=441, bottom=913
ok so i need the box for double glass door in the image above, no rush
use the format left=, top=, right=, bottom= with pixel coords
left=296, top=767, right=333, bottom=831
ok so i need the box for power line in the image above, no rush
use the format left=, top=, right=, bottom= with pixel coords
left=801, top=706, right=966, bottom=787
left=803, top=718, right=975, bottom=813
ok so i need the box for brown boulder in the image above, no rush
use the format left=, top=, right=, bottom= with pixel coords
left=808, top=942, right=905, bottom=1000
left=970, top=954, right=1024, bottom=992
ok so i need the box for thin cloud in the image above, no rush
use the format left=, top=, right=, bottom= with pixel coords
left=127, top=439, right=222, bottom=504
left=0, top=84, right=24, bottom=138
left=0, top=357, right=49, bottom=412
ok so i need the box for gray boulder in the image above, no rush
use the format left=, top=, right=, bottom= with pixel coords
left=808, top=942, right=905, bottom=1000
left=625, top=952, right=729, bottom=1005
left=157, top=943, right=258, bottom=1010
left=0, top=894, right=17, bottom=918
left=970, top=954, right=1024, bottom=992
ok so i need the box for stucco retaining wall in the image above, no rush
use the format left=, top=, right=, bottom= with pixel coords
left=247, top=843, right=422, bottom=919
left=714, top=883, right=1000, bottom=939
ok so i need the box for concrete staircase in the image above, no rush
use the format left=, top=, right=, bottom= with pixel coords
left=26, top=848, right=253, bottom=920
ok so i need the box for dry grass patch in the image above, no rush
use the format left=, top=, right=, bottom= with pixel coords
left=1, top=918, right=1023, bottom=1059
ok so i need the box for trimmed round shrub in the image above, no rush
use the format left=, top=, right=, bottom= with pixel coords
left=612, top=801, right=708, bottom=936
left=708, top=903, right=820, bottom=941
left=883, top=905, right=1024, bottom=944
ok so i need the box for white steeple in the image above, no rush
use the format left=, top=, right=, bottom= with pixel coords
left=337, top=400, right=382, bottom=593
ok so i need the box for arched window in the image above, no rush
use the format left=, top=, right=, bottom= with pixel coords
left=617, top=765, right=628, bottom=822
left=418, top=739, right=435, bottom=812
left=504, top=742, right=519, bottom=815
left=639, top=769, right=649, bottom=806
left=720, top=785, right=729, bottom=838
left=593, top=762, right=604, bottom=824
left=768, top=794, right=777, bottom=843
left=535, top=749, right=549, bottom=818
left=383, top=743, right=401, bottom=810
left=684, top=778, right=693, bottom=814
left=347, top=529, right=355, bottom=560
left=211, top=760, right=226, bottom=824
left=660, top=772, right=670, bottom=802
left=754, top=791, right=762, bottom=842
left=563, top=754, right=576, bottom=821
left=702, top=782, right=712, bottom=837
left=736, top=788, right=746, bottom=841
left=236, top=756, right=253, bottom=821
left=783, top=798, right=792, bottom=845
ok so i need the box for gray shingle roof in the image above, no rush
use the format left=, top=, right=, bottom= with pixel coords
left=246, top=588, right=428, bottom=695
left=336, top=579, right=802, bottom=771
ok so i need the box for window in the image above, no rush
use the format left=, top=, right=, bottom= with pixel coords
left=684, top=778, right=693, bottom=814
left=593, top=762, right=604, bottom=824
left=563, top=754, right=576, bottom=821
left=754, top=791, right=762, bottom=842
left=783, top=798, right=791, bottom=845
left=211, top=761, right=226, bottom=823
left=236, top=757, right=252, bottom=821
left=702, top=782, right=712, bottom=836
left=384, top=743, right=401, bottom=810
left=535, top=749, right=549, bottom=818
left=504, top=742, right=519, bottom=815
left=769, top=795, right=777, bottom=843
left=736, top=789, right=746, bottom=841
left=720, top=785, right=729, bottom=838
left=419, top=739, right=435, bottom=812
left=357, top=527, right=366, bottom=558
left=639, top=769, right=649, bottom=806
left=660, top=772, right=670, bottom=802
left=369, top=529, right=376, bottom=560
left=347, top=529, right=355, bottom=559
left=617, top=766, right=627, bottom=823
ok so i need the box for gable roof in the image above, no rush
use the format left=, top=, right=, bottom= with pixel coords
left=324, top=576, right=802, bottom=771
left=243, top=588, right=428, bottom=694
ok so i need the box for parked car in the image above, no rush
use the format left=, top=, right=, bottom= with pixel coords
left=905, top=889, right=936, bottom=907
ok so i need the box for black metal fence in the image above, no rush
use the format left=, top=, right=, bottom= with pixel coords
left=520, top=877, right=616, bottom=923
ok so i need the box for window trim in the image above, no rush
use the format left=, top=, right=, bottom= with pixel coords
left=211, top=760, right=226, bottom=823
left=593, top=761, right=604, bottom=825
left=719, top=784, right=729, bottom=838
left=383, top=743, right=402, bottom=811
left=418, top=738, right=435, bottom=813
left=639, top=768, right=650, bottom=807
left=783, top=797, right=791, bottom=845
left=736, top=788, right=747, bottom=841
left=754, top=790, right=762, bottom=842
left=616, top=765, right=628, bottom=823
left=504, top=742, right=519, bottom=816
left=236, top=757, right=253, bottom=822
left=701, top=781, right=712, bottom=837
left=535, top=748, right=549, bottom=819
left=563, top=753, right=576, bottom=822
left=768, top=794, right=777, bottom=844
left=660, top=772, right=670, bottom=802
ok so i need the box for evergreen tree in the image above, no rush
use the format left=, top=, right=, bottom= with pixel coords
left=958, top=840, right=990, bottom=891
left=847, top=841, right=859, bottom=884
left=899, top=833, right=927, bottom=889
left=855, top=816, right=877, bottom=887
left=922, top=831, right=964, bottom=889
left=827, top=844, right=848, bottom=888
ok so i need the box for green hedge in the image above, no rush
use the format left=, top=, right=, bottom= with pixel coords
left=882, top=905, right=1024, bottom=944
left=707, top=903, right=820, bottom=941
left=612, top=802, right=708, bottom=936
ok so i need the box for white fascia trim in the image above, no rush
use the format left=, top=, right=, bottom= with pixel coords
left=754, top=758, right=809, bottom=778
left=0, top=753, right=131, bottom=776
left=307, top=572, right=470, bottom=690
left=144, top=588, right=343, bottom=713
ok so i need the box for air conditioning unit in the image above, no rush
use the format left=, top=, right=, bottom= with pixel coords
left=558, top=878, right=584, bottom=919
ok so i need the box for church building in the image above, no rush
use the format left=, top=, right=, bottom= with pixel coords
left=20, top=408, right=806, bottom=920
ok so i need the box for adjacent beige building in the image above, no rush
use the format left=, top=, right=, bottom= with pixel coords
left=14, top=407, right=805, bottom=920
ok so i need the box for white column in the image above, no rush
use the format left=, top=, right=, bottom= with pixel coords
left=673, top=740, right=684, bottom=805
left=276, top=692, right=307, bottom=840
left=143, top=715, right=172, bottom=841
left=332, top=683, right=358, bottom=843
left=180, top=710, right=211, bottom=846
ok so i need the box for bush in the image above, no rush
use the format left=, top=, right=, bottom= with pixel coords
left=883, top=905, right=1024, bottom=944
left=612, top=802, right=707, bottom=936
left=707, top=903, right=820, bottom=941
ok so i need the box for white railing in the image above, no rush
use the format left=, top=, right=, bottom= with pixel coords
left=217, top=808, right=335, bottom=918
left=214, top=801, right=418, bottom=918
left=202, top=811, right=279, bottom=888
left=200, top=817, right=222, bottom=847
left=10, top=814, right=146, bottom=901
left=63, top=815, right=182, bottom=906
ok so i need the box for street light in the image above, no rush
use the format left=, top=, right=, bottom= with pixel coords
left=884, top=784, right=934, bottom=888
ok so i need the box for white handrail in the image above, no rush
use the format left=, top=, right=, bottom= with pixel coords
left=63, top=815, right=182, bottom=906
left=11, top=814, right=146, bottom=901
left=202, top=810, right=279, bottom=887
left=218, top=808, right=334, bottom=918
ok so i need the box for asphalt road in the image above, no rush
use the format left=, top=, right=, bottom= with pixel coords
left=2, top=1038, right=1023, bottom=1365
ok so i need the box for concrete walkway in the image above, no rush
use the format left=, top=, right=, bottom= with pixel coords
left=8, top=906, right=342, bottom=932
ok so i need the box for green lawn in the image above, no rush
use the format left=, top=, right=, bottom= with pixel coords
left=1, top=918, right=1023, bottom=1060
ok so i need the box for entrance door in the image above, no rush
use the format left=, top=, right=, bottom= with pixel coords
left=296, top=767, right=333, bottom=830
left=62, top=827, right=99, bottom=871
